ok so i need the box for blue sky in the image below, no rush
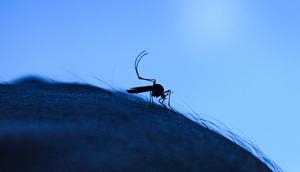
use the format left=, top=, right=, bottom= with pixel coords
left=1, top=0, right=299, bottom=171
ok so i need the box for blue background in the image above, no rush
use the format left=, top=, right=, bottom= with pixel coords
left=1, top=0, right=299, bottom=171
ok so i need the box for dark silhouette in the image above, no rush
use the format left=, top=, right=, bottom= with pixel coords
left=127, top=51, right=173, bottom=110
left=0, top=76, right=278, bottom=172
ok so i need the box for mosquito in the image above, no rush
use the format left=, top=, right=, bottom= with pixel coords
left=127, top=50, right=173, bottom=110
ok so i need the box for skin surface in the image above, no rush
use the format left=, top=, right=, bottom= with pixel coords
left=0, top=77, right=272, bottom=172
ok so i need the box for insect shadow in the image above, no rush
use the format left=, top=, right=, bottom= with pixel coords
left=127, top=50, right=174, bottom=111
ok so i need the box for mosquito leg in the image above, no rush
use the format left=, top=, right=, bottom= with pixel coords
left=134, top=51, right=157, bottom=85
left=159, top=98, right=164, bottom=107
left=159, top=98, right=168, bottom=110
left=151, top=97, right=154, bottom=105
left=167, top=93, right=175, bottom=112
left=149, top=92, right=154, bottom=105
left=162, top=90, right=174, bottom=111
left=167, top=91, right=173, bottom=110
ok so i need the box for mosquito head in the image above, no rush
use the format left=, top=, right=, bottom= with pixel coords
left=161, top=90, right=172, bottom=100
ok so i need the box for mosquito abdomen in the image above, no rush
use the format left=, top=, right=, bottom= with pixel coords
left=127, top=86, right=153, bottom=93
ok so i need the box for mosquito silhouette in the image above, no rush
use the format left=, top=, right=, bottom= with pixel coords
left=127, top=51, right=173, bottom=110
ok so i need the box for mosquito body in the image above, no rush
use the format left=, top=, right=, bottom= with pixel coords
left=127, top=51, right=173, bottom=110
